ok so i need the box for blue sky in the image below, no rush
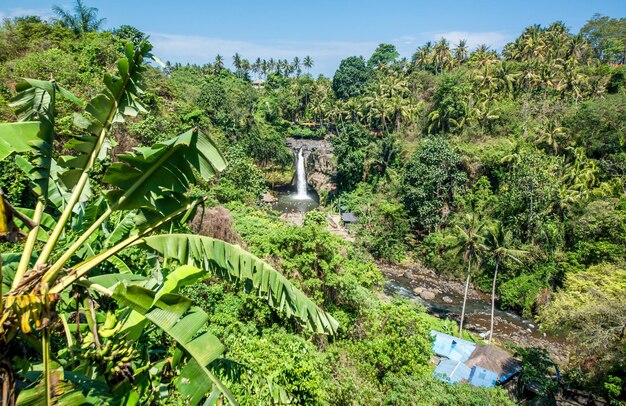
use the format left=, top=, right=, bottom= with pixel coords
left=2, top=1, right=625, bottom=75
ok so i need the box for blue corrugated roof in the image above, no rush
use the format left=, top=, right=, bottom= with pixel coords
left=430, top=330, right=476, bottom=362
left=430, top=330, right=520, bottom=389
left=433, top=359, right=472, bottom=384
left=468, top=366, right=499, bottom=388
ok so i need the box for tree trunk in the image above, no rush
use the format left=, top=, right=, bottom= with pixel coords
left=459, top=256, right=472, bottom=338
left=488, top=259, right=499, bottom=344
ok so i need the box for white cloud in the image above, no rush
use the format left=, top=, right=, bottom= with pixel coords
left=0, top=7, right=53, bottom=20
left=146, top=30, right=513, bottom=76
left=148, top=32, right=378, bottom=75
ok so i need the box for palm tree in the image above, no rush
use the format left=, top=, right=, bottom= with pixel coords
left=303, top=55, right=314, bottom=72
left=453, top=39, right=469, bottom=66
left=453, top=212, right=486, bottom=337
left=433, top=38, right=452, bottom=73
left=282, top=59, right=292, bottom=76
left=534, top=120, right=567, bottom=154
left=240, top=58, right=251, bottom=75
left=292, top=56, right=302, bottom=77
left=232, top=53, right=242, bottom=71
left=268, top=58, right=276, bottom=73
left=52, top=0, right=106, bottom=35
left=252, top=57, right=262, bottom=78
left=483, top=222, right=526, bottom=343
left=214, top=54, right=224, bottom=73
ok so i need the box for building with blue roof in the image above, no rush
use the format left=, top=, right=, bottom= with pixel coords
left=430, top=330, right=521, bottom=388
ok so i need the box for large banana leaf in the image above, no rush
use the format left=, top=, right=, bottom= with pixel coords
left=142, top=234, right=339, bottom=335
left=102, top=129, right=226, bottom=218
left=72, top=42, right=149, bottom=138
left=88, top=266, right=291, bottom=405
left=112, top=282, right=237, bottom=405
left=0, top=122, right=41, bottom=161
left=5, top=79, right=81, bottom=200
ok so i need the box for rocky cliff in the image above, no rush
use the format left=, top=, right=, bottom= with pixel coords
left=285, top=137, right=336, bottom=196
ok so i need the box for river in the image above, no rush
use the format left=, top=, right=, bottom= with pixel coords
left=379, top=263, right=567, bottom=363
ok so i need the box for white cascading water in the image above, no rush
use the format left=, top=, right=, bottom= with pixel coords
left=294, top=147, right=310, bottom=200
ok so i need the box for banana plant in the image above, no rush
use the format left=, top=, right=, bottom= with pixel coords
left=0, top=42, right=337, bottom=405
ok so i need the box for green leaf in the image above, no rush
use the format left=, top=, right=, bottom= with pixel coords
left=102, top=129, right=225, bottom=217
left=142, top=234, right=339, bottom=335
left=83, top=273, right=148, bottom=289
left=153, top=265, right=202, bottom=300
left=6, top=80, right=58, bottom=200
left=112, top=282, right=237, bottom=406
left=43, top=159, right=92, bottom=213
left=103, top=212, right=136, bottom=248
left=75, top=42, right=151, bottom=137
left=13, top=207, right=57, bottom=242
left=56, top=85, right=85, bottom=107
left=208, top=358, right=292, bottom=404
left=10, top=80, right=51, bottom=121
left=106, top=255, right=132, bottom=273
left=1, top=253, right=21, bottom=294
left=0, top=122, right=41, bottom=161
left=16, top=378, right=88, bottom=406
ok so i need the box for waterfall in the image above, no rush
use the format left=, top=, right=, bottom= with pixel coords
left=295, top=147, right=310, bottom=200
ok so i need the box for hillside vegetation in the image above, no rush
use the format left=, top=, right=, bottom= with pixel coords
left=0, top=8, right=625, bottom=405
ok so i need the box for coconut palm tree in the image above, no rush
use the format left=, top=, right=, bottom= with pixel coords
left=453, top=39, right=469, bottom=67
left=534, top=120, right=567, bottom=154
left=483, top=222, right=526, bottom=343
left=292, top=56, right=302, bottom=77
left=214, top=54, right=224, bottom=73
left=303, top=55, right=314, bottom=72
left=252, top=57, right=262, bottom=78
left=232, top=53, right=242, bottom=71
left=281, top=59, right=292, bottom=76
left=453, top=212, right=486, bottom=337
left=240, top=58, right=251, bottom=75
left=268, top=58, right=276, bottom=73
left=52, top=0, right=106, bottom=35
left=433, top=38, right=452, bottom=73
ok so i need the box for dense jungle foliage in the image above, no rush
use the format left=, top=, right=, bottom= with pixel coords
left=0, top=4, right=625, bottom=405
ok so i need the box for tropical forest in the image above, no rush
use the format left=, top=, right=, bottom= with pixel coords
left=0, top=1, right=625, bottom=405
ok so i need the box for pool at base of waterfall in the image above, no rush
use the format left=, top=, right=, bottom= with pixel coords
left=270, top=147, right=320, bottom=214
left=271, top=184, right=319, bottom=213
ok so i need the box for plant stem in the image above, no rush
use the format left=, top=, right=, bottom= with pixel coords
left=49, top=201, right=197, bottom=294
left=35, top=119, right=112, bottom=268
left=43, top=327, right=52, bottom=406
left=36, top=56, right=136, bottom=268
left=12, top=200, right=45, bottom=290
left=41, top=207, right=112, bottom=285
left=42, top=143, right=182, bottom=285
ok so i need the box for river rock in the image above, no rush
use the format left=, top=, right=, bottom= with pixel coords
left=442, top=296, right=453, bottom=303
left=403, top=270, right=412, bottom=279
left=413, top=287, right=423, bottom=295
left=420, top=290, right=436, bottom=300
left=261, top=192, right=277, bottom=203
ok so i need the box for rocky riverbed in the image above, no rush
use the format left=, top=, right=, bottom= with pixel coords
left=378, top=262, right=569, bottom=364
